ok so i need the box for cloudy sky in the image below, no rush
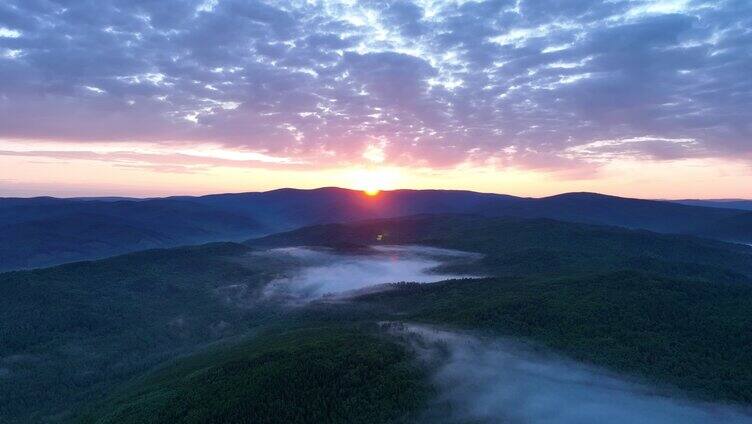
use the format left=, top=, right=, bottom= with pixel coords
left=0, top=0, right=750, bottom=197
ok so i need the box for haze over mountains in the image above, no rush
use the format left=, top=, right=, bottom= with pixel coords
left=2, top=188, right=751, bottom=271
left=5, top=187, right=752, bottom=422
left=4, top=213, right=752, bottom=423
left=673, top=200, right=752, bottom=211
left=5, top=0, right=752, bottom=421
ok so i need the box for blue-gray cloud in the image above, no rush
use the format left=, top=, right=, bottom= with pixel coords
left=0, top=0, right=750, bottom=170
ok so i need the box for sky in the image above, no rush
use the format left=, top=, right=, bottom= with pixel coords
left=0, top=0, right=750, bottom=198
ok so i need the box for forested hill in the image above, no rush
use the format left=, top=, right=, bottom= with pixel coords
left=4, top=214, right=752, bottom=422
left=0, top=242, right=276, bottom=423
left=0, top=198, right=263, bottom=271
left=248, top=214, right=752, bottom=281
left=75, top=326, right=431, bottom=424
left=248, top=214, right=752, bottom=404
left=188, top=188, right=749, bottom=237
left=3, top=188, right=751, bottom=271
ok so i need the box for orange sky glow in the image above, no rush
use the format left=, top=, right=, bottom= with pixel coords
left=3, top=0, right=751, bottom=200
left=1, top=149, right=750, bottom=199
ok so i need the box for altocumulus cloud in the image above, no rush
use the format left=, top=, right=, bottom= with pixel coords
left=0, top=0, right=750, bottom=171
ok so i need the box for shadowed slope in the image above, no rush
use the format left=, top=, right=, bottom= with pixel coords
left=248, top=214, right=752, bottom=280
left=76, top=326, right=430, bottom=424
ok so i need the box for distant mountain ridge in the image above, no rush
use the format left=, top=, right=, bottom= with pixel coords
left=0, top=198, right=263, bottom=271
left=672, top=199, right=752, bottom=211
left=184, top=188, right=749, bottom=241
left=2, top=187, right=751, bottom=271
left=180, top=188, right=745, bottom=234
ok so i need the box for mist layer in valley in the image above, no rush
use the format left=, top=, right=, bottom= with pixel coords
left=387, top=323, right=752, bottom=424
left=254, top=245, right=480, bottom=302
left=247, top=248, right=752, bottom=422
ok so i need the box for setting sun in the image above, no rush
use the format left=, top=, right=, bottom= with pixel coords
left=347, top=168, right=400, bottom=197
left=5, top=0, right=752, bottom=421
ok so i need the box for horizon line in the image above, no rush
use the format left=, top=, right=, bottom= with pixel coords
left=1, top=186, right=749, bottom=202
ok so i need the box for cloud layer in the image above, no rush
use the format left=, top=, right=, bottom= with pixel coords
left=1, top=0, right=750, bottom=172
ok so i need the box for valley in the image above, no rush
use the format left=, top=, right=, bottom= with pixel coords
left=6, top=0, right=752, bottom=421
left=4, top=212, right=752, bottom=422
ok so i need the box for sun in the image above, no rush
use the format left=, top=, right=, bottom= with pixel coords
left=348, top=168, right=399, bottom=197
left=362, top=179, right=382, bottom=196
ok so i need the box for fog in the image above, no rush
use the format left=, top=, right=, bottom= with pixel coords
left=252, top=247, right=752, bottom=423
left=258, top=245, right=479, bottom=301
left=388, top=323, right=752, bottom=424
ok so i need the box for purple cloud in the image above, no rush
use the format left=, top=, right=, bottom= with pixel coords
left=0, top=0, right=750, bottom=171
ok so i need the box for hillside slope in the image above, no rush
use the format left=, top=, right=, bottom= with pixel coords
left=0, top=243, right=280, bottom=423
left=249, top=214, right=752, bottom=280
left=0, top=198, right=263, bottom=271
left=674, top=199, right=752, bottom=211
left=3, top=188, right=751, bottom=271
left=695, top=212, right=752, bottom=244
left=5, top=215, right=752, bottom=422
left=188, top=188, right=745, bottom=236
left=357, top=271, right=752, bottom=403
left=249, top=214, right=752, bottom=403
left=76, top=326, right=430, bottom=424
left=0, top=214, right=172, bottom=270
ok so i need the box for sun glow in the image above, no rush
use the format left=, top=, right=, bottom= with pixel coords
left=347, top=168, right=400, bottom=196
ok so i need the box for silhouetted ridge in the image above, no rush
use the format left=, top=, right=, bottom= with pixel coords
left=2, top=187, right=751, bottom=271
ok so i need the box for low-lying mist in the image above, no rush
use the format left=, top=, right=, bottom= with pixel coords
left=256, top=245, right=479, bottom=302
left=388, top=323, right=752, bottom=424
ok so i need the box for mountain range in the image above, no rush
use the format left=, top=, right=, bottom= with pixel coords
left=673, top=199, right=752, bottom=211
left=4, top=213, right=752, bottom=423
left=1, top=188, right=751, bottom=271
